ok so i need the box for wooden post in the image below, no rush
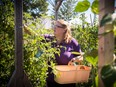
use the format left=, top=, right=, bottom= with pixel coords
left=7, top=0, right=32, bottom=87
left=98, top=0, right=115, bottom=87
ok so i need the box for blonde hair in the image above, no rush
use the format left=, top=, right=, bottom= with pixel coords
left=55, top=19, right=72, bottom=43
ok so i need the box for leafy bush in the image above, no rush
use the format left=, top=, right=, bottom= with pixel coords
left=23, top=14, right=59, bottom=87
left=0, top=1, right=99, bottom=87
left=0, top=1, right=15, bottom=87
left=72, top=13, right=98, bottom=53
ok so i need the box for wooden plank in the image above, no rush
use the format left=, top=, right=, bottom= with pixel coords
left=8, top=0, right=23, bottom=86
left=98, top=0, right=115, bottom=87
left=8, top=0, right=32, bottom=87
left=15, top=0, right=23, bottom=73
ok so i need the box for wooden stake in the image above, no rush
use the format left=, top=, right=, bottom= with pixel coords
left=98, top=0, right=115, bottom=87
left=8, top=0, right=32, bottom=87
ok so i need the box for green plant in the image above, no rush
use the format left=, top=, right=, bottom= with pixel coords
left=74, top=0, right=98, bottom=14
left=23, top=15, right=60, bottom=87
left=101, top=64, right=116, bottom=87
left=85, top=55, right=98, bottom=87
left=0, top=1, right=15, bottom=87
left=72, top=13, right=98, bottom=53
left=71, top=12, right=98, bottom=87
left=0, top=1, right=100, bottom=86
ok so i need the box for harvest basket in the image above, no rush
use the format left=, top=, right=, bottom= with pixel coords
left=54, top=65, right=91, bottom=84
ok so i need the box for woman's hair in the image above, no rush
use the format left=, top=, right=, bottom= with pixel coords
left=55, top=19, right=72, bottom=43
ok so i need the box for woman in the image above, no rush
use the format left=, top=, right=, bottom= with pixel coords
left=46, top=19, right=83, bottom=87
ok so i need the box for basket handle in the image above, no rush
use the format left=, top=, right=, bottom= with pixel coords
left=68, top=57, right=83, bottom=66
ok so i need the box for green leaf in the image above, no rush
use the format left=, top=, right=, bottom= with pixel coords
left=98, top=29, right=113, bottom=36
left=100, top=14, right=112, bottom=27
left=74, top=0, right=90, bottom=12
left=86, top=56, right=98, bottom=67
left=71, top=51, right=84, bottom=55
left=86, top=49, right=98, bottom=58
left=114, top=26, right=116, bottom=36
left=113, top=82, right=116, bottom=87
left=91, top=0, right=99, bottom=14
left=95, top=75, right=98, bottom=87
left=101, top=65, right=116, bottom=87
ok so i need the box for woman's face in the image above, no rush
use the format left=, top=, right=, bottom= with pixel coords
left=53, top=22, right=66, bottom=37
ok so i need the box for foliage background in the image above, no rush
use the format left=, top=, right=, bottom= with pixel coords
left=0, top=1, right=15, bottom=86
left=0, top=0, right=99, bottom=87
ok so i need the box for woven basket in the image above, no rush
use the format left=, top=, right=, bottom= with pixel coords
left=54, top=65, right=91, bottom=84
